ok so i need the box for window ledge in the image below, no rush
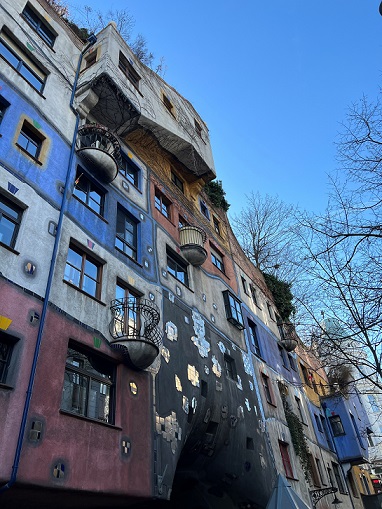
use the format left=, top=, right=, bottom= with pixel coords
left=115, top=247, right=142, bottom=268
left=0, top=241, right=20, bottom=255
left=63, top=279, right=106, bottom=306
left=59, top=410, right=122, bottom=429
left=0, top=382, right=14, bottom=391
left=72, top=196, right=108, bottom=223
left=167, top=272, right=194, bottom=293
left=15, top=143, right=43, bottom=165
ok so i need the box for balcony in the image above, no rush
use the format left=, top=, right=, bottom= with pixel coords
left=76, top=124, right=122, bottom=183
left=278, top=322, right=298, bottom=352
left=179, top=226, right=207, bottom=266
left=109, top=298, right=162, bottom=370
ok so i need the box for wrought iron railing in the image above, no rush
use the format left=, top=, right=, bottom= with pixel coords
left=76, top=124, right=123, bottom=168
left=278, top=322, right=298, bottom=352
left=109, top=298, right=162, bottom=350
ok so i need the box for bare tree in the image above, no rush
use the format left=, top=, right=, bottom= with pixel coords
left=231, top=192, right=301, bottom=283
left=294, top=94, right=382, bottom=393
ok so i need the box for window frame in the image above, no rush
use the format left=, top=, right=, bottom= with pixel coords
left=200, top=199, right=210, bottom=219
left=332, top=463, right=346, bottom=494
left=0, top=193, right=24, bottom=249
left=162, top=92, right=175, bottom=117
left=261, top=372, right=276, bottom=406
left=211, top=246, right=225, bottom=273
left=115, top=206, right=138, bottom=261
left=222, top=290, right=244, bottom=330
left=119, top=52, right=141, bottom=89
left=0, top=30, right=47, bottom=93
left=73, top=169, right=105, bottom=216
left=295, top=396, right=305, bottom=424
left=17, top=121, right=45, bottom=160
left=154, top=189, right=172, bottom=220
left=64, top=243, right=103, bottom=300
left=247, top=319, right=261, bottom=357
left=329, top=415, right=345, bottom=436
left=22, top=3, right=57, bottom=48
left=61, top=344, right=115, bottom=424
left=114, top=281, right=141, bottom=338
left=0, top=95, right=10, bottom=126
left=308, top=454, right=321, bottom=487
left=0, top=332, right=17, bottom=385
left=213, top=216, right=221, bottom=235
left=224, top=354, right=237, bottom=380
left=166, top=247, right=189, bottom=287
left=279, top=441, right=294, bottom=479
left=171, top=171, right=184, bottom=193
left=120, top=155, right=140, bottom=188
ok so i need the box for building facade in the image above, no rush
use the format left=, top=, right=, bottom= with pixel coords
left=0, top=2, right=374, bottom=508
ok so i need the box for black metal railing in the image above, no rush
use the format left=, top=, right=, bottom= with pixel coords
left=109, top=298, right=162, bottom=350
left=77, top=124, right=123, bottom=168
left=278, top=322, right=298, bottom=352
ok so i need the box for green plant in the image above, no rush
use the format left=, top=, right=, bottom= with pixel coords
left=283, top=398, right=310, bottom=480
left=204, top=180, right=230, bottom=212
left=263, top=273, right=295, bottom=321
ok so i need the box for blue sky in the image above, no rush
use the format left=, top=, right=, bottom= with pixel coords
left=69, top=1, right=382, bottom=217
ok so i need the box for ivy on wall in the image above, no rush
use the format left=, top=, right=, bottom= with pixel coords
left=203, top=180, right=230, bottom=212
left=282, top=397, right=310, bottom=480
left=263, top=273, right=295, bottom=322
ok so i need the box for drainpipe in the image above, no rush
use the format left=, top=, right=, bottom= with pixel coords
left=0, top=33, right=97, bottom=494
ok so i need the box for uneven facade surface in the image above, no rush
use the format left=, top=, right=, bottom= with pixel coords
left=0, top=1, right=375, bottom=508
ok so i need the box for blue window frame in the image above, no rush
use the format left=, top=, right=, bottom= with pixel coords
left=22, top=4, right=56, bottom=48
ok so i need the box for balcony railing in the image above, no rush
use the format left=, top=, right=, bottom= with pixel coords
left=76, top=124, right=122, bottom=183
left=109, top=298, right=162, bottom=370
left=179, top=225, right=207, bottom=266
left=278, top=322, right=298, bottom=352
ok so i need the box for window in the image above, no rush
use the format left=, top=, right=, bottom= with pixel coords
left=279, top=442, right=294, bottom=479
left=162, top=93, right=175, bottom=116
left=241, top=276, right=249, bottom=295
left=250, top=285, right=259, bottom=306
left=300, top=363, right=313, bottom=388
left=321, top=416, right=335, bottom=450
left=315, top=414, right=323, bottom=433
left=288, top=353, right=297, bottom=371
left=223, top=291, right=244, bottom=329
left=329, top=415, right=345, bottom=436
left=115, top=206, right=138, bottom=260
left=224, top=354, right=236, bottom=380
left=167, top=248, right=189, bottom=286
left=171, top=171, right=184, bottom=193
left=0, top=95, right=10, bottom=125
left=248, top=319, right=261, bottom=357
left=61, top=345, right=115, bottom=424
left=114, top=282, right=140, bottom=338
left=327, top=467, right=335, bottom=487
left=0, top=332, right=17, bottom=384
left=155, top=189, right=172, bottom=219
left=295, top=397, right=305, bottom=423
left=0, top=194, right=23, bottom=248
left=73, top=170, right=105, bottom=216
left=178, top=215, right=189, bottom=229
left=332, top=463, right=346, bottom=493
left=119, top=52, right=141, bottom=89
left=278, top=345, right=288, bottom=368
left=0, top=30, right=47, bottom=92
left=83, top=50, right=97, bottom=70
left=261, top=373, right=275, bottom=405
left=348, top=472, right=359, bottom=498
left=120, top=155, right=139, bottom=187
left=17, top=121, right=44, bottom=159
left=316, top=458, right=325, bottom=485
left=194, top=118, right=203, bottom=138
left=213, top=216, right=221, bottom=235
left=22, top=4, right=56, bottom=47
left=308, top=455, right=321, bottom=486
left=200, top=200, right=210, bottom=219
left=211, top=246, right=225, bottom=272
left=64, top=243, right=103, bottom=299
left=267, top=302, right=274, bottom=320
